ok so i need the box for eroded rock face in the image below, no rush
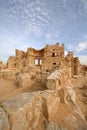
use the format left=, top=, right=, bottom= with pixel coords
left=47, top=70, right=76, bottom=104
left=1, top=91, right=60, bottom=130
left=0, top=90, right=87, bottom=130
left=2, top=92, right=46, bottom=130
left=0, top=107, right=10, bottom=130
left=16, top=73, right=30, bottom=88
left=7, top=56, right=16, bottom=68
left=45, top=121, right=67, bottom=130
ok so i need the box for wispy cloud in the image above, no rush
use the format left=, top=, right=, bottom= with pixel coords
left=80, top=0, right=87, bottom=12
left=75, top=42, right=87, bottom=52
left=5, top=0, right=50, bottom=35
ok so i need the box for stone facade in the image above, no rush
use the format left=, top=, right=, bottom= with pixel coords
left=0, top=61, right=5, bottom=70
left=6, top=43, right=80, bottom=77
left=7, top=56, right=16, bottom=68
left=42, top=43, right=64, bottom=71
left=65, top=52, right=80, bottom=77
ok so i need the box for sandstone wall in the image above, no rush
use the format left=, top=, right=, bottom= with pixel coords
left=74, top=57, right=80, bottom=75
left=16, top=73, right=30, bottom=88
left=65, top=52, right=80, bottom=77
left=0, top=61, right=4, bottom=70
left=7, top=56, right=16, bottom=68
left=5, top=43, right=81, bottom=78
left=42, top=43, right=64, bottom=70
left=26, top=48, right=44, bottom=67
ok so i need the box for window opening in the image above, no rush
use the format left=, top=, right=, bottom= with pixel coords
left=53, top=63, right=56, bottom=65
left=52, top=52, right=56, bottom=57
left=40, top=59, right=42, bottom=65
left=35, top=59, right=38, bottom=65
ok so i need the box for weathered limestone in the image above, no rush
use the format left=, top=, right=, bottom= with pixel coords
left=46, top=121, right=67, bottom=130
left=7, top=56, right=16, bottom=68
left=42, top=43, right=64, bottom=71
left=80, top=64, right=87, bottom=76
left=41, top=90, right=60, bottom=118
left=15, top=49, right=26, bottom=70
left=0, top=91, right=60, bottom=130
left=6, top=43, right=81, bottom=78
left=16, top=73, right=30, bottom=88
left=1, top=92, right=49, bottom=130
left=0, top=91, right=87, bottom=130
left=47, top=70, right=76, bottom=104
left=65, top=52, right=80, bottom=77
left=0, top=107, right=10, bottom=130
left=0, top=61, right=5, bottom=70
left=0, top=69, right=19, bottom=80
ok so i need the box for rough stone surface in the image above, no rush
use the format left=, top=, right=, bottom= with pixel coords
left=16, top=73, right=30, bottom=88
left=0, top=107, right=10, bottom=130
left=1, top=91, right=60, bottom=130
left=47, top=70, right=76, bottom=104
left=7, top=56, right=16, bottom=68
left=0, top=43, right=87, bottom=130
left=0, top=69, right=19, bottom=80
left=0, top=90, right=87, bottom=130
left=45, top=121, right=67, bottom=130
left=2, top=92, right=46, bottom=130
left=0, top=61, right=5, bottom=70
left=6, top=43, right=80, bottom=78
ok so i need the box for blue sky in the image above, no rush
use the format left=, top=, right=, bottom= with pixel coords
left=0, top=0, right=87, bottom=64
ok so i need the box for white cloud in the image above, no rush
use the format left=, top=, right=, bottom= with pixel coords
left=79, top=55, right=87, bottom=65
left=45, top=33, right=51, bottom=40
left=64, top=51, right=68, bottom=56
left=75, top=42, right=87, bottom=52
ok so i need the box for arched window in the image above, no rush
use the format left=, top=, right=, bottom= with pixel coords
left=35, top=59, right=38, bottom=65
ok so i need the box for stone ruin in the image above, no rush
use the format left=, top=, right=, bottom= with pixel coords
left=0, top=43, right=81, bottom=103
left=6, top=43, right=80, bottom=76
left=0, top=43, right=81, bottom=88
left=0, top=43, right=87, bottom=130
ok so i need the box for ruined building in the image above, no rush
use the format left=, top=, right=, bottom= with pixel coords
left=1, top=43, right=87, bottom=130
left=7, top=43, right=80, bottom=77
